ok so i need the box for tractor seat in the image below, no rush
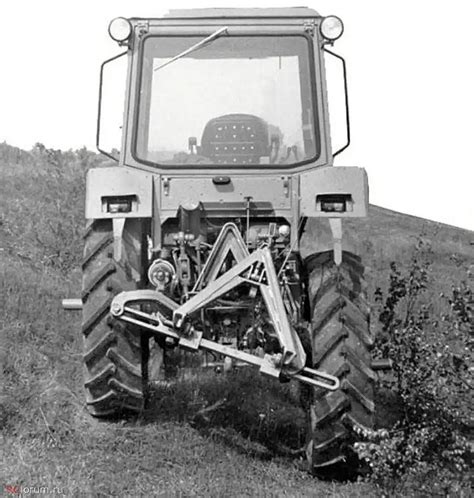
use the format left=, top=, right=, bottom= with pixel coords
left=200, top=114, right=270, bottom=165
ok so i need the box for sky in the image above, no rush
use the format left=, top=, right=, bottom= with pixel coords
left=0, top=0, right=473, bottom=230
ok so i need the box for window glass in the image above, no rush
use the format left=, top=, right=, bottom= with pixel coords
left=136, top=36, right=318, bottom=166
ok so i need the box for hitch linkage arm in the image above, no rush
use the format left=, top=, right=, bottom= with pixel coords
left=110, top=247, right=340, bottom=392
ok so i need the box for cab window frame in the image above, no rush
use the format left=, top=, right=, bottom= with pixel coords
left=131, top=32, right=321, bottom=169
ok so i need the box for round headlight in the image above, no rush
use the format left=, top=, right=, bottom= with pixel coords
left=320, top=16, right=344, bottom=41
left=108, top=17, right=132, bottom=43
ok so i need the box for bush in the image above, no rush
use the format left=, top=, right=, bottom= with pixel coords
left=354, top=240, right=472, bottom=494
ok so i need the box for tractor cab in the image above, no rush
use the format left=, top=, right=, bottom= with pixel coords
left=101, top=8, right=346, bottom=172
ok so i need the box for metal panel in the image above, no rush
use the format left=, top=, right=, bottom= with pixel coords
left=299, top=166, right=368, bottom=217
left=162, top=8, right=321, bottom=19
left=85, top=167, right=153, bottom=219
left=159, top=175, right=292, bottom=211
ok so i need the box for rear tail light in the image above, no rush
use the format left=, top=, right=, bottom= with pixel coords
left=102, top=195, right=137, bottom=214
left=316, top=194, right=353, bottom=213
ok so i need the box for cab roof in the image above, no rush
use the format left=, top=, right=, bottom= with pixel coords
left=163, top=7, right=320, bottom=19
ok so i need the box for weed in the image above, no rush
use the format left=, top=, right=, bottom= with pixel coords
left=354, top=239, right=473, bottom=495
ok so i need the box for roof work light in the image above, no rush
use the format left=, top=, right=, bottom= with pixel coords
left=320, top=16, right=344, bottom=41
left=108, top=17, right=132, bottom=43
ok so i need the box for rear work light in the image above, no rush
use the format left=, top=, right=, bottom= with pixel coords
left=316, top=194, right=353, bottom=213
left=108, top=17, right=132, bottom=43
left=320, top=16, right=344, bottom=42
left=102, top=195, right=137, bottom=214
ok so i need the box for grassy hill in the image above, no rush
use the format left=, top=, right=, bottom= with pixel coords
left=0, top=144, right=471, bottom=496
left=303, top=205, right=472, bottom=278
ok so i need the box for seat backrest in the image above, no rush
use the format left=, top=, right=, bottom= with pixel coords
left=201, top=114, right=269, bottom=165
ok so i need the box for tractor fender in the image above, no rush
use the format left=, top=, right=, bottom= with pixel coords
left=85, top=167, right=153, bottom=220
left=299, top=166, right=369, bottom=218
left=85, top=166, right=154, bottom=261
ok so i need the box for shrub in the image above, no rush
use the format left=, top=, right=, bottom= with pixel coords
left=354, top=240, right=472, bottom=495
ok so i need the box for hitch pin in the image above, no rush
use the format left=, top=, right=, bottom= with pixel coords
left=62, top=298, right=82, bottom=310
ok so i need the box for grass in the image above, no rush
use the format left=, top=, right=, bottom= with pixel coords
left=0, top=142, right=472, bottom=496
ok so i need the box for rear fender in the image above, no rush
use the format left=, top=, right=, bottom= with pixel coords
left=299, top=166, right=368, bottom=218
left=85, top=167, right=153, bottom=219
left=299, top=166, right=368, bottom=265
left=85, top=167, right=153, bottom=261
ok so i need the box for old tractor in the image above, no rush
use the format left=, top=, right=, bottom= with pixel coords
left=64, top=8, right=386, bottom=471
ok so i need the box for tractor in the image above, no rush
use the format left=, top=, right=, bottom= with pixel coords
left=63, top=8, right=389, bottom=472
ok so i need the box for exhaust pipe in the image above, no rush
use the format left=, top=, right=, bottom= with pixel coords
left=62, top=298, right=82, bottom=310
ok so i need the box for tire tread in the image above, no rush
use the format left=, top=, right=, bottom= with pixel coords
left=82, top=219, right=148, bottom=417
left=305, top=250, right=375, bottom=470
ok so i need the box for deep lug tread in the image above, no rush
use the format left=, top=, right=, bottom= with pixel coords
left=84, top=364, right=116, bottom=388
left=341, top=379, right=375, bottom=413
left=312, top=363, right=351, bottom=402
left=86, top=390, right=117, bottom=407
left=343, top=345, right=377, bottom=382
left=82, top=262, right=116, bottom=302
left=312, top=329, right=346, bottom=366
left=311, top=296, right=345, bottom=333
left=108, top=378, right=143, bottom=400
left=305, top=250, right=334, bottom=272
left=342, top=311, right=374, bottom=348
left=83, top=330, right=116, bottom=363
left=83, top=219, right=99, bottom=240
left=310, top=274, right=338, bottom=307
left=89, top=407, right=121, bottom=417
left=305, top=250, right=375, bottom=472
left=82, top=219, right=149, bottom=418
left=313, top=455, right=346, bottom=469
left=340, top=290, right=370, bottom=321
left=81, top=297, right=113, bottom=338
left=82, top=233, right=113, bottom=269
left=313, top=391, right=350, bottom=425
left=106, top=348, right=142, bottom=378
left=341, top=413, right=370, bottom=433
left=312, top=429, right=346, bottom=452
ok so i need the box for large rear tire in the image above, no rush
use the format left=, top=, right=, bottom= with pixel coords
left=305, top=250, right=375, bottom=472
left=81, top=218, right=149, bottom=417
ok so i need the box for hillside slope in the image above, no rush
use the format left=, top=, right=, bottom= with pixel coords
left=1, top=146, right=472, bottom=496
left=302, top=205, right=472, bottom=298
left=303, top=204, right=472, bottom=266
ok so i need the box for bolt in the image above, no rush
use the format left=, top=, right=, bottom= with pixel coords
left=271, top=353, right=283, bottom=367
left=110, top=303, right=122, bottom=316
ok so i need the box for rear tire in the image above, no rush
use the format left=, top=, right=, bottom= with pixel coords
left=81, top=219, right=149, bottom=417
left=304, top=250, right=375, bottom=472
